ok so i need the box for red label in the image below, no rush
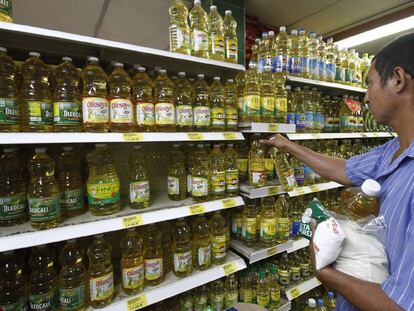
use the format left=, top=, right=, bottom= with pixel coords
left=345, top=99, right=361, bottom=113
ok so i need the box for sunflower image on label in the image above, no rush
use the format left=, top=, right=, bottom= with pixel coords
left=192, top=177, right=208, bottom=197
left=53, top=101, right=82, bottom=125
left=136, top=102, right=154, bottom=126
left=59, top=284, right=87, bottom=311
left=87, top=181, right=120, bottom=205
left=193, top=106, right=210, bottom=126
left=29, top=195, right=60, bottom=222
left=167, top=176, right=180, bottom=195
left=211, top=33, right=225, bottom=54
left=90, top=272, right=114, bottom=301
left=174, top=251, right=192, bottom=273
left=122, top=264, right=144, bottom=290
left=155, top=102, right=175, bottom=125
left=29, top=288, right=59, bottom=311
left=28, top=101, right=53, bottom=125
left=82, top=97, right=109, bottom=124
left=260, top=218, right=276, bottom=241
left=295, top=113, right=306, bottom=129
left=192, top=30, right=208, bottom=51
left=0, top=98, right=20, bottom=124
left=129, top=181, right=150, bottom=203
left=144, top=258, right=163, bottom=281
left=211, top=172, right=225, bottom=194
left=211, top=107, right=225, bottom=126
left=212, top=234, right=226, bottom=259
left=242, top=217, right=257, bottom=240
left=198, top=244, right=212, bottom=266
left=225, top=170, right=239, bottom=191
left=260, top=96, right=275, bottom=116
left=0, top=192, right=27, bottom=221
left=176, top=105, right=193, bottom=126
left=110, top=99, right=133, bottom=124
left=244, top=95, right=260, bottom=117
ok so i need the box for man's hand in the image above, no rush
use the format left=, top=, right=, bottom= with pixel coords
left=259, top=134, right=293, bottom=153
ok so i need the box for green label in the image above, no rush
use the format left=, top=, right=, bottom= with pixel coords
left=0, top=0, right=12, bottom=17
left=340, top=115, right=358, bottom=130
left=211, top=172, right=225, bottom=194
left=29, top=288, right=58, bottom=311
left=0, top=296, right=27, bottom=311
left=344, top=68, right=352, bottom=82
left=276, top=217, right=290, bottom=240
left=291, top=266, right=301, bottom=282
left=87, top=181, right=120, bottom=205
left=278, top=270, right=291, bottom=286
left=28, top=195, right=60, bottom=222
left=300, top=262, right=310, bottom=278
left=0, top=192, right=27, bottom=221
left=0, top=98, right=20, bottom=124
left=60, top=189, right=84, bottom=213
left=242, top=217, right=257, bottom=240
left=53, top=102, right=82, bottom=125
left=27, top=101, right=53, bottom=125
left=59, top=285, right=87, bottom=311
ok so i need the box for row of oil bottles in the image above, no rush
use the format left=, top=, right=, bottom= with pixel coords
left=0, top=49, right=241, bottom=133
left=250, top=26, right=372, bottom=88
left=0, top=0, right=12, bottom=22
left=0, top=211, right=236, bottom=310
left=168, top=0, right=238, bottom=63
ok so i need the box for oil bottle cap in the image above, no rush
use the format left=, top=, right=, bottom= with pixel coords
left=0, top=47, right=6, bottom=52
left=87, top=56, right=99, bottom=62
left=3, top=148, right=17, bottom=153
left=310, top=31, right=316, bottom=37
left=29, top=51, right=41, bottom=57
left=317, top=299, right=324, bottom=305
left=133, top=145, right=142, bottom=150
left=286, top=85, right=291, bottom=90
left=361, top=179, right=381, bottom=197
left=95, top=143, right=106, bottom=148
left=308, top=299, right=316, bottom=308
left=214, top=76, right=220, bottom=81
left=34, top=147, right=47, bottom=153
left=95, top=234, right=104, bottom=238
left=63, top=146, right=73, bottom=151
left=291, top=29, right=297, bottom=35
left=262, top=32, right=268, bottom=38
left=328, top=291, right=334, bottom=299
left=248, top=62, right=257, bottom=68
left=138, top=66, right=146, bottom=72
left=268, top=30, right=275, bottom=36
left=178, top=71, right=186, bottom=77
left=197, top=73, right=204, bottom=79
left=227, top=79, right=233, bottom=83
left=62, top=56, right=72, bottom=62
left=279, top=26, right=286, bottom=32
left=133, top=63, right=142, bottom=69
left=225, top=10, right=232, bottom=15
left=210, top=5, right=217, bottom=10
left=327, top=37, right=333, bottom=43
left=194, top=0, right=201, bottom=4
left=227, top=143, right=234, bottom=147
left=159, top=69, right=167, bottom=74
left=114, top=62, right=124, bottom=68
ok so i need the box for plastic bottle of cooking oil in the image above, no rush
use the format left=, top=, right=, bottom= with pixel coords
left=311, top=88, right=321, bottom=133
left=169, top=0, right=191, bottom=55
left=257, top=270, right=270, bottom=308
left=241, top=200, right=257, bottom=246
left=161, top=222, right=173, bottom=274
left=269, top=266, right=280, bottom=309
left=360, top=53, right=371, bottom=88
left=275, top=195, right=290, bottom=243
left=53, top=57, right=82, bottom=132
left=0, top=0, right=12, bottom=22
left=210, top=279, right=225, bottom=310
left=299, top=248, right=311, bottom=280
left=193, top=285, right=208, bottom=310
left=225, top=274, right=238, bottom=309
left=293, top=87, right=306, bottom=133
left=86, top=144, right=120, bottom=215
left=208, top=6, right=225, bottom=61
left=273, top=26, right=290, bottom=74
left=210, top=211, right=227, bottom=264
left=278, top=252, right=291, bottom=291
left=288, top=29, right=300, bottom=75
left=189, top=0, right=209, bottom=58
left=210, top=77, right=225, bottom=131
left=244, top=62, right=261, bottom=122
left=339, top=95, right=357, bottom=133
left=334, top=48, right=344, bottom=83
left=298, top=30, right=310, bottom=78
left=192, top=213, right=211, bottom=270
left=308, top=32, right=319, bottom=80
left=128, top=145, right=150, bottom=209
left=260, top=196, right=276, bottom=246
left=341, top=49, right=352, bottom=85
left=237, top=142, right=248, bottom=183
left=224, top=143, right=239, bottom=197
left=58, top=239, right=89, bottom=311
left=249, top=134, right=266, bottom=187
left=291, top=155, right=304, bottom=187
left=132, top=66, right=154, bottom=132
left=175, top=72, right=193, bottom=131
left=191, top=144, right=210, bottom=202
left=285, top=85, right=295, bottom=125
left=224, top=79, right=238, bottom=131
left=209, top=144, right=226, bottom=199
left=239, top=271, right=253, bottom=303
left=193, top=74, right=210, bottom=131
left=348, top=49, right=358, bottom=86
left=154, top=69, right=176, bottom=132
left=231, top=206, right=242, bottom=240
left=264, top=147, right=275, bottom=182
left=0, top=47, right=20, bottom=132
left=81, top=56, right=109, bottom=132
left=290, top=198, right=302, bottom=240
left=271, top=148, right=297, bottom=192
left=260, top=65, right=275, bottom=122
left=29, top=245, right=59, bottom=311
left=168, top=144, right=187, bottom=201
left=223, top=10, right=238, bottom=63
left=235, top=71, right=245, bottom=122
left=20, top=52, right=53, bottom=132
left=121, top=228, right=144, bottom=295
left=87, top=234, right=114, bottom=308
left=108, top=62, right=134, bottom=132
left=0, top=148, right=28, bottom=226
left=28, top=148, right=61, bottom=229
left=57, top=146, right=85, bottom=217
left=173, top=218, right=192, bottom=277
left=324, top=291, right=336, bottom=311
left=290, top=252, right=301, bottom=285
left=275, top=82, right=287, bottom=123
left=325, top=38, right=336, bottom=82
left=317, top=35, right=326, bottom=81
left=302, top=86, right=314, bottom=133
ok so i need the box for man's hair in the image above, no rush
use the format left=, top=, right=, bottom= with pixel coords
left=373, top=32, right=414, bottom=85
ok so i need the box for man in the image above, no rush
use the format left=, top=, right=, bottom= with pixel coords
left=261, top=33, right=414, bottom=310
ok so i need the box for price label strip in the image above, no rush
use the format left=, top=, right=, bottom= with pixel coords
left=289, top=287, right=301, bottom=300
left=222, top=198, right=237, bottom=208
left=309, top=185, right=320, bottom=193
left=290, top=187, right=306, bottom=196
left=127, top=294, right=148, bottom=311
left=223, top=132, right=237, bottom=140
left=268, top=186, right=282, bottom=196
left=268, top=124, right=279, bottom=132
left=187, top=133, right=204, bottom=140
left=123, top=133, right=144, bottom=142
left=222, top=262, right=238, bottom=275
left=266, top=246, right=279, bottom=257
left=189, top=204, right=206, bottom=215
left=122, top=215, right=144, bottom=228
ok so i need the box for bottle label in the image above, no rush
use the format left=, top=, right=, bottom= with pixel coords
left=300, top=57, right=309, bottom=74
left=211, top=107, right=225, bottom=126
left=286, top=112, right=295, bottom=124
left=225, top=107, right=238, bottom=126
left=335, top=66, right=344, bottom=82
left=282, top=55, right=289, bottom=72
left=87, top=181, right=120, bottom=205
left=145, top=258, right=163, bottom=281
left=295, top=113, right=306, bottom=129
left=136, top=102, right=155, bottom=126
left=291, top=266, right=301, bottom=282
left=174, top=251, right=192, bottom=273
left=0, top=0, right=12, bottom=17
left=260, top=218, right=276, bottom=240
left=237, top=158, right=248, bottom=173
left=170, top=25, right=190, bottom=50
left=242, top=217, right=257, bottom=240
left=53, top=101, right=82, bottom=125
left=167, top=176, right=180, bottom=195
left=192, top=177, right=208, bottom=197
left=284, top=169, right=297, bottom=187
left=289, top=57, right=301, bottom=74
left=211, top=234, right=226, bottom=259
left=192, top=29, right=208, bottom=52
left=89, top=273, right=114, bottom=302
left=271, top=290, right=280, bottom=303
left=340, top=116, right=358, bottom=130
left=82, top=97, right=109, bottom=124
left=276, top=217, right=290, bottom=239
left=122, top=264, right=144, bottom=290
left=225, top=170, right=239, bottom=191
left=244, top=95, right=260, bottom=117
left=257, top=295, right=269, bottom=307
left=211, top=33, right=225, bottom=54
left=193, top=106, right=210, bottom=126
left=278, top=270, right=291, bottom=285
left=110, top=99, right=133, bottom=124
left=186, top=174, right=192, bottom=193
left=176, top=104, right=193, bottom=126
left=294, top=166, right=305, bottom=185
left=29, top=289, right=58, bottom=311
left=225, top=38, right=238, bottom=60
left=325, top=117, right=335, bottom=130
left=59, top=284, right=87, bottom=311
left=319, top=114, right=325, bottom=130
left=265, top=159, right=274, bottom=178
left=326, top=63, right=336, bottom=80
left=0, top=297, right=27, bottom=311
left=260, top=96, right=275, bottom=116
left=211, top=172, right=225, bottom=194
left=27, top=101, right=53, bottom=125
left=272, top=55, right=283, bottom=73
left=300, top=263, right=310, bottom=278
left=319, top=61, right=326, bottom=78
left=304, top=165, right=315, bottom=182
left=60, top=189, right=84, bottom=213
left=305, top=111, right=313, bottom=129
left=155, top=102, right=175, bottom=125
left=130, top=181, right=150, bottom=203
left=0, top=192, right=27, bottom=221
left=345, top=98, right=361, bottom=112
left=242, top=290, right=253, bottom=303
left=0, top=98, right=20, bottom=124
left=250, top=170, right=266, bottom=187
left=198, top=244, right=212, bottom=266
left=344, top=68, right=352, bottom=83
left=310, top=58, right=319, bottom=76
left=275, top=97, right=287, bottom=116
left=28, top=195, right=60, bottom=222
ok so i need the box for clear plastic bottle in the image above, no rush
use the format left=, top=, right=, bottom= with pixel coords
left=224, top=144, right=239, bottom=197
left=209, top=76, right=225, bottom=131
left=128, top=145, right=150, bottom=209
left=209, top=144, right=226, bottom=199
left=339, top=94, right=357, bottom=133
left=360, top=53, right=371, bottom=88
left=154, top=69, right=176, bottom=132
left=161, top=222, right=173, bottom=274
left=271, top=148, right=297, bottom=192
left=193, top=285, right=208, bottom=311
left=192, top=214, right=212, bottom=271
left=260, top=65, right=276, bottom=123
left=0, top=47, right=20, bottom=132
left=341, top=49, right=352, bottom=85
left=240, top=271, right=253, bottom=303
left=265, top=147, right=275, bottom=182
left=290, top=252, right=301, bottom=285
left=121, top=228, right=144, bottom=295
left=249, top=134, right=266, bottom=188
left=58, top=146, right=85, bottom=217
left=275, top=195, right=290, bottom=243
left=53, top=57, right=82, bottom=132
left=87, top=234, right=114, bottom=308
left=20, top=52, right=53, bottom=132
left=286, top=85, right=295, bottom=125
left=317, top=298, right=327, bottom=311
left=192, top=144, right=210, bottom=202
left=143, top=224, right=164, bottom=286
left=237, top=142, right=248, bottom=183
left=308, top=32, right=319, bottom=80
left=58, top=239, right=89, bottom=311
left=269, top=266, right=281, bottom=309
left=175, top=72, right=193, bottom=131
left=275, top=82, right=287, bottom=123
left=173, top=218, right=193, bottom=277
left=298, top=29, right=310, bottom=78
left=224, top=79, right=238, bottom=131
left=208, top=6, right=225, bottom=61
left=243, top=63, right=261, bottom=122
left=317, top=35, right=327, bottom=81
left=168, top=144, right=187, bottom=201
left=169, top=0, right=191, bottom=55
left=210, top=211, right=227, bottom=264
left=209, top=279, right=224, bottom=310
left=193, top=74, right=210, bottom=131
left=303, top=86, right=314, bottom=133
left=257, top=270, right=270, bottom=308
left=260, top=196, right=276, bottom=247
left=290, top=198, right=302, bottom=239
left=235, top=71, right=245, bottom=122
left=298, top=248, right=311, bottom=280
left=293, top=87, right=306, bottom=133
left=132, top=66, right=155, bottom=132
left=348, top=49, right=358, bottom=86
left=257, top=32, right=269, bottom=73
left=223, top=10, right=238, bottom=63
left=334, top=48, right=345, bottom=84
left=28, top=148, right=61, bottom=229
left=324, top=291, right=336, bottom=311
left=291, top=155, right=305, bottom=187
left=81, top=56, right=109, bottom=132
left=189, top=0, right=209, bottom=58
left=86, top=144, right=121, bottom=215
left=241, top=200, right=257, bottom=247
left=224, top=274, right=238, bottom=309
left=278, top=252, right=291, bottom=292
left=273, top=26, right=290, bottom=75
left=288, top=29, right=300, bottom=75
left=325, top=38, right=336, bottom=82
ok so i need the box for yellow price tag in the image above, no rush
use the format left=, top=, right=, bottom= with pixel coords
left=268, top=186, right=280, bottom=196
left=127, top=294, right=148, bottom=311
left=310, top=185, right=320, bottom=192
left=268, top=124, right=279, bottom=132
left=222, top=198, right=237, bottom=208
left=223, top=262, right=237, bottom=275
left=122, top=215, right=144, bottom=228
left=266, top=246, right=278, bottom=256
left=189, top=204, right=206, bottom=215
left=289, top=287, right=301, bottom=299
left=188, top=133, right=204, bottom=140
left=123, top=133, right=144, bottom=141
left=295, top=187, right=306, bottom=195
left=223, top=132, right=237, bottom=140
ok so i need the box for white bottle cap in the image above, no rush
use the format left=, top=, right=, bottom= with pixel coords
left=361, top=179, right=381, bottom=197
left=214, top=76, right=220, bottom=81
left=197, top=73, right=204, bottom=79
left=95, top=143, right=106, bottom=148
left=29, top=51, right=41, bottom=57
left=197, top=144, right=204, bottom=148
left=308, top=299, right=316, bottom=308
left=225, top=10, right=232, bottom=15
left=194, top=0, right=201, bottom=4
left=35, top=147, right=47, bottom=153
left=110, top=60, right=118, bottom=66
left=138, top=67, right=146, bottom=72
left=0, top=47, right=6, bottom=52
left=327, top=37, right=333, bottom=43
left=62, top=56, right=72, bottom=62
left=87, top=56, right=99, bottom=62
left=63, top=146, right=73, bottom=151
left=159, top=69, right=167, bottom=74
left=227, top=79, right=233, bottom=83
left=210, top=5, right=217, bottom=10
left=3, top=148, right=17, bottom=153
left=310, top=31, right=316, bottom=37
left=178, top=71, right=186, bottom=77
left=114, top=62, right=124, bottom=68
left=227, top=143, right=234, bottom=147
left=291, top=29, right=297, bottom=35
left=268, top=30, right=275, bottom=36
left=133, top=63, right=142, bottom=69
left=286, top=85, right=291, bottom=90
left=279, top=26, right=286, bottom=32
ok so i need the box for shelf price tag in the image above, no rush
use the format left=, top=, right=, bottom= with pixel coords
left=223, top=262, right=238, bottom=275
left=293, top=187, right=306, bottom=196
left=127, top=294, right=148, bottom=311
left=268, top=124, right=279, bottom=132
left=122, top=215, right=144, bottom=228
left=289, top=287, right=301, bottom=299
left=266, top=246, right=279, bottom=256
left=268, top=186, right=281, bottom=196
left=189, top=204, right=206, bottom=215
left=123, top=133, right=144, bottom=141
left=309, top=185, right=320, bottom=192
left=222, top=198, right=237, bottom=208
left=223, top=132, right=237, bottom=140
left=188, top=133, right=204, bottom=140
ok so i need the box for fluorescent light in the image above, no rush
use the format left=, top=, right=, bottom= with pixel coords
left=336, top=15, right=414, bottom=49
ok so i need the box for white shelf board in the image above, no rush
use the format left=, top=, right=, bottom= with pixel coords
left=278, top=299, right=292, bottom=311
left=0, top=132, right=244, bottom=145
left=95, top=251, right=246, bottom=311
left=287, top=132, right=392, bottom=140
left=0, top=195, right=244, bottom=252
left=286, top=76, right=367, bottom=93
left=288, top=182, right=343, bottom=197
left=240, top=182, right=285, bottom=199
left=239, top=122, right=296, bottom=133
left=0, top=22, right=244, bottom=77
left=286, top=277, right=322, bottom=301
left=288, top=238, right=310, bottom=253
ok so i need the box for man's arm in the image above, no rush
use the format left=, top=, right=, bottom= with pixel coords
left=260, top=134, right=353, bottom=186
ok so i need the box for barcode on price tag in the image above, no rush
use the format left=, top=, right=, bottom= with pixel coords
left=289, top=287, right=301, bottom=299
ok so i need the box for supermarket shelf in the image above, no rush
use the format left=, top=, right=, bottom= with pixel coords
left=240, top=182, right=285, bottom=199
left=288, top=238, right=310, bottom=253
left=278, top=299, right=292, bottom=311
left=288, top=182, right=343, bottom=197
left=0, top=195, right=244, bottom=252
left=0, top=22, right=244, bottom=77
left=285, top=277, right=322, bottom=301
left=239, top=122, right=296, bottom=133
left=286, top=75, right=367, bottom=94
left=286, top=132, right=393, bottom=140
left=97, top=251, right=246, bottom=311
left=0, top=132, right=244, bottom=145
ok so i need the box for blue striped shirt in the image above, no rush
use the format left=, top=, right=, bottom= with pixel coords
left=335, top=138, right=414, bottom=310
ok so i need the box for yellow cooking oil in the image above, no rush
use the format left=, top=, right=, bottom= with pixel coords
left=121, top=228, right=144, bottom=295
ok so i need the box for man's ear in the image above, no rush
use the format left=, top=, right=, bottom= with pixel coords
left=391, top=66, right=407, bottom=93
